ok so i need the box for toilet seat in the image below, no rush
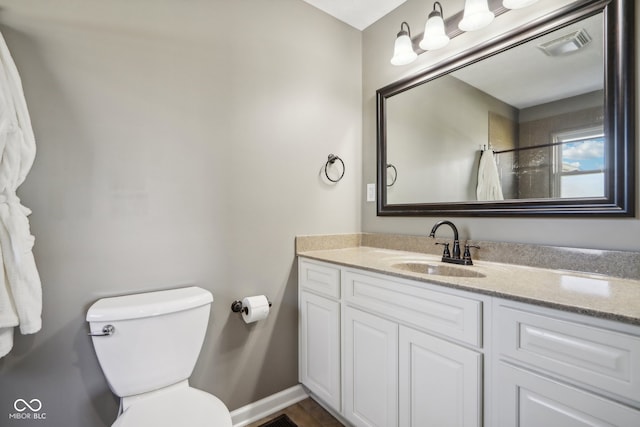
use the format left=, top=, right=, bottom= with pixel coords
left=112, top=386, right=232, bottom=427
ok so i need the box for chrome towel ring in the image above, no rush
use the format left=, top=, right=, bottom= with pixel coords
left=325, top=154, right=345, bottom=183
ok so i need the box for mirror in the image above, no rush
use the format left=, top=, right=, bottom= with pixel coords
left=377, top=0, right=634, bottom=216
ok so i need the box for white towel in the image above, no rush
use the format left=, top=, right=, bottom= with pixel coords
left=476, top=149, right=504, bottom=201
left=0, top=31, right=41, bottom=358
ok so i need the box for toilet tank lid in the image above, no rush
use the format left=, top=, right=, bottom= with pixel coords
left=86, top=286, right=213, bottom=322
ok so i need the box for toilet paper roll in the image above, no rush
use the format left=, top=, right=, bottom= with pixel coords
left=241, top=295, right=270, bottom=323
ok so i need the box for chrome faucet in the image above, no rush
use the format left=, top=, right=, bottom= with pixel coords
left=429, top=220, right=478, bottom=265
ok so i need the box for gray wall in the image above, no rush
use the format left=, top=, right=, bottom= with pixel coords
left=362, top=0, right=640, bottom=251
left=0, top=1, right=361, bottom=426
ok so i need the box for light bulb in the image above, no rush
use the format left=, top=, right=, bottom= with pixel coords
left=419, top=2, right=450, bottom=51
left=390, top=22, right=417, bottom=65
left=459, top=0, right=494, bottom=32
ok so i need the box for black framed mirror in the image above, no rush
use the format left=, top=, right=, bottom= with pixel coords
left=376, top=0, right=634, bottom=216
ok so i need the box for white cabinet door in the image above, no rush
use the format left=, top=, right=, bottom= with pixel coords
left=496, top=361, right=640, bottom=427
left=399, top=326, right=482, bottom=427
left=344, top=307, right=398, bottom=427
left=299, top=291, right=341, bottom=410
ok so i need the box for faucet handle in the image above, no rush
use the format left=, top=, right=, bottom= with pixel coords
left=435, top=242, right=451, bottom=258
left=463, top=244, right=480, bottom=262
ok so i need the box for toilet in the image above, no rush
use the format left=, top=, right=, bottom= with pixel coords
left=86, top=286, right=232, bottom=427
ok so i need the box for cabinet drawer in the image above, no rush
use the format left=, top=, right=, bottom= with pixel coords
left=496, top=361, right=640, bottom=426
left=495, top=302, right=640, bottom=404
left=343, top=270, right=482, bottom=347
left=299, top=259, right=340, bottom=299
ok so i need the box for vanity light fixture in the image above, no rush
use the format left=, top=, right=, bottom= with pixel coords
left=503, top=0, right=539, bottom=9
left=391, top=0, right=542, bottom=66
left=419, top=2, right=450, bottom=51
left=458, top=0, right=494, bottom=31
left=390, top=21, right=418, bottom=65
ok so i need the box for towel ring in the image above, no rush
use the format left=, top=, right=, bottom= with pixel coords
left=325, top=154, right=345, bottom=183
left=387, top=163, right=397, bottom=187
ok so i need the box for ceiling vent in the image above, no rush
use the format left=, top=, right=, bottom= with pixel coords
left=537, top=29, right=592, bottom=56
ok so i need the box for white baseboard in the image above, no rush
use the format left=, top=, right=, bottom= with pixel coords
left=230, top=384, right=308, bottom=427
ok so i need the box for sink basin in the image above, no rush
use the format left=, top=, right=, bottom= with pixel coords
left=391, top=261, right=486, bottom=278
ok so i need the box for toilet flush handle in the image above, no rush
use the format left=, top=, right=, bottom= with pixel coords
left=88, top=325, right=115, bottom=337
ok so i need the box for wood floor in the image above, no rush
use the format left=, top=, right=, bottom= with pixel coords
left=246, top=397, right=345, bottom=427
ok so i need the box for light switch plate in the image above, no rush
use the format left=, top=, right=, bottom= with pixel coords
left=367, top=183, right=376, bottom=202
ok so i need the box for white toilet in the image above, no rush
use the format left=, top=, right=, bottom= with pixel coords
left=86, top=286, right=232, bottom=427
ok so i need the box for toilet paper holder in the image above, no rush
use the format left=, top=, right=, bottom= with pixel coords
left=231, top=298, right=272, bottom=314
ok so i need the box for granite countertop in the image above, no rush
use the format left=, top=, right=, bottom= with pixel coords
left=297, top=245, right=640, bottom=326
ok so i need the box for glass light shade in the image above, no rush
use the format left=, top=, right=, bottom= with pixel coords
left=503, top=0, right=539, bottom=9
left=390, top=32, right=417, bottom=65
left=458, top=0, right=494, bottom=31
left=419, top=14, right=450, bottom=50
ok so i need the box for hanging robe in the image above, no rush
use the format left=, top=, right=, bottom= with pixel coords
left=0, top=31, right=41, bottom=358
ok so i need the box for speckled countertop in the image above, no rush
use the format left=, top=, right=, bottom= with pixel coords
left=296, top=234, right=640, bottom=326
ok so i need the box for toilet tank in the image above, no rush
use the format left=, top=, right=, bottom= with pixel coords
left=86, top=287, right=213, bottom=397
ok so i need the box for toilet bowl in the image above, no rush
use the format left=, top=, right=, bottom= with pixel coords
left=86, top=287, right=232, bottom=427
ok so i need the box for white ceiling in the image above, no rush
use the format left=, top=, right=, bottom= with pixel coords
left=452, top=14, right=603, bottom=109
left=302, top=0, right=406, bottom=30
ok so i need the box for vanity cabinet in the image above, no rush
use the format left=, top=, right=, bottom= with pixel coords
left=299, top=258, right=485, bottom=427
left=342, top=306, right=483, bottom=427
left=342, top=269, right=484, bottom=427
left=298, top=256, right=640, bottom=427
left=298, top=260, right=341, bottom=411
left=493, top=299, right=640, bottom=427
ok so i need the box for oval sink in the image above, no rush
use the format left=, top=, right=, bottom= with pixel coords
left=392, top=261, right=486, bottom=278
